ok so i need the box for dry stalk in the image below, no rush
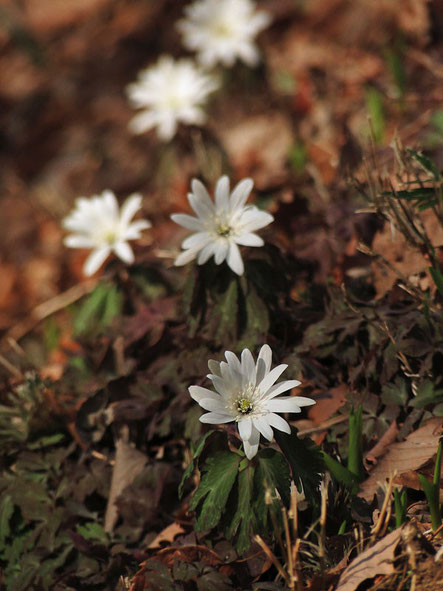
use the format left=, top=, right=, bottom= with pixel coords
left=254, top=535, right=289, bottom=585
left=371, top=472, right=397, bottom=541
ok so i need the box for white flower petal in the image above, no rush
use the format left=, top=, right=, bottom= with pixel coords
left=230, top=178, right=254, bottom=210
left=188, top=344, right=313, bottom=457
left=197, top=242, right=217, bottom=265
left=83, top=247, right=111, bottom=276
left=64, top=235, right=95, bottom=249
left=226, top=242, right=244, bottom=275
left=126, top=56, right=218, bottom=141
left=214, top=240, right=229, bottom=265
left=174, top=249, right=198, bottom=266
left=199, top=397, right=226, bottom=412
left=265, top=398, right=304, bottom=413
left=266, top=413, right=291, bottom=434
left=256, top=344, right=272, bottom=384
left=190, top=179, right=215, bottom=213
left=265, top=380, right=302, bottom=399
left=215, top=175, right=230, bottom=211
left=234, top=233, right=264, bottom=247
left=62, top=190, right=150, bottom=276
left=188, top=385, right=219, bottom=403
left=177, top=0, right=270, bottom=69
left=240, top=209, right=274, bottom=233
left=113, top=241, right=134, bottom=264
left=182, top=232, right=212, bottom=250
left=211, top=375, right=232, bottom=397
left=207, top=359, right=221, bottom=377
left=170, top=213, right=204, bottom=231
left=119, top=194, right=143, bottom=227
left=199, top=412, right=234, bottom=424
left=241, top=349, right=256, bottom=386
left=238, top=417, right=252, bottom=442
left=243, top=425, right=260, bottom=459
left=224, top=350, right=241, bottom=373
left=252, top=415, right=274, bottom=441
left=258, top=364, right=289, bottom=394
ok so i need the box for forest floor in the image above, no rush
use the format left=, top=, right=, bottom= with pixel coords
left=0, top=1, right=443, bottom=590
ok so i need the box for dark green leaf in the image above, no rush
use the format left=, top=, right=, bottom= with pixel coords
left=256, top=448, right=291, bottom=508
left=190, top=450, right=241, bottom=531
left=407, top=149, right=441, bottom=181
left=179, top=430, right=215, bottom=498
left=274, top=427, right=324, bottom=500
left=225, top=463, right=255, bottom=553
left=322, top=452, right=359, bottom=492
left=347, top=405, right=364, bottom=481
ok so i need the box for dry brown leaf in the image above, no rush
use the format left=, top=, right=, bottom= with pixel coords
left=216, top=112, right=293, bottom=189
left=23, top=0, right=109, bottom=34
left=104, top=432, right=148, bottom=532
left=364, top=420, right=399, bottom=470
left=358, top=418, right=443, bottom=502
left=335, top=528, right=403, bottom=591
left=308, top=385, right=348, bottom=425
left=371, top=209, right=443, bottom=297
left=148, top=522, right=185, bottom=549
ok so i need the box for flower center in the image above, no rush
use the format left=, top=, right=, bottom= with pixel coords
left=101, top=229, right=117, bottom=245
left=211, top=20, right=233, bottom=38
left=237, top=398, right=253, bottom=414
left=216, top=222, right=232, bottom=237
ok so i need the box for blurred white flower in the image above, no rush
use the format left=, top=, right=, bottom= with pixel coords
left=189, top=345, right=315, bottom=459
left=177, top=0, right=271, bottom=68
left=126, top=56, right=219, bottom=141
left=63, top=190, right=151, bottom=276
left=171, top=176, right=273, bottom=275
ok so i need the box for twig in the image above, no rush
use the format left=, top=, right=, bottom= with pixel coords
left=254, top=535, right=289, bottom=585
left=2, top=278, right=98, bottom=348
left=0, top=353, right=23, bottom=379
left=295, top=414, right=349, bottom=436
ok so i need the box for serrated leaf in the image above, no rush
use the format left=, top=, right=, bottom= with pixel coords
left=410, top=381, right=443, bottom=409
left=256, top=448, right=291, bottom=508
left=225, top=463, right=255, bottom=553
left=274, top=427, right=324, bottom=500
left=197, top=569, right=234, bottom=591
left=179, top=430, right=215, bottom=498
left=190, top=450, right=241, bottom=531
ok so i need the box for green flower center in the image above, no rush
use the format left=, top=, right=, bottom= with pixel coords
left=237, top=398, right=253, bottom=414
left=102, top=230, right=117, bottom=244
left=217, top=223, right=232, bottom=237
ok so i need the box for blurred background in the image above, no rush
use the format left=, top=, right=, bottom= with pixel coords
left=0, top=0, right=442, bottom=333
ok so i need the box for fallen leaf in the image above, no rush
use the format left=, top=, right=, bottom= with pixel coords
left=308, top=384, right=348, bottom=425
left=359, top=418, right=443, bottom=501
left=335, top=527, right=403, bottom=591
left=216, top=112, right=293, bottom=189
left=148, top=522, right=185, bottom=549
left=364, top=420, right=399, bottom=470
left=371, top=209, right=443, bottom=297
left=104, top=430, right=148, bottom=532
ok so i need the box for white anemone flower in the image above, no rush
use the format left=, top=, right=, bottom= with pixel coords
left=63, top=190, right=151, bottom=276
left=177, top=0, right=271, bottom=68
left=126, top=56, right=219, bottom=141
left=189, top=345, right=315, bottom=459
left=171, top=175, right=273, bottom=275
